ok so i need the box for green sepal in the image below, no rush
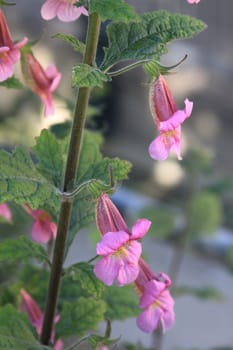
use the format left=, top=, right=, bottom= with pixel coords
left=72, top=64, right=111, bottom=88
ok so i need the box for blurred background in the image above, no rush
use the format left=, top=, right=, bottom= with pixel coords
left=1, top=1, right=233, bottom=350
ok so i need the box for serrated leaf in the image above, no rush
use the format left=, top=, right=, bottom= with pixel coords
left=0, top=76, right=23, bottom=89
left=0, top=236, right=48, bottom=263
left=0, top=304, right=40, bottom=350
left=72, top=64, right=111, bottom=88
left=101, top=10, right=207, bottom=70
left=52, top=33, right=85, bottom=54
left=32, top=129, right=65, bottom=188
left=0, top=147, right=59, bottom=210
left=103, top=284, right=139, bottom=320
left=56, top=298, right=106, bottom=338
left=89, top=0, right=139, bottom=22
left=70, top=262, right=104, bottom=298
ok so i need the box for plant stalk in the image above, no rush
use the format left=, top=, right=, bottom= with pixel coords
left=40, top=12, right=101, bottom=345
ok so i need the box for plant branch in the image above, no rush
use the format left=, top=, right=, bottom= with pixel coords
left=40, top=12, right=101, bottom=346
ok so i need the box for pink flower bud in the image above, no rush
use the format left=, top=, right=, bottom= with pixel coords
left=0, top=203, right=12, bottom=222
left=21, top=51, right=61, bottom=117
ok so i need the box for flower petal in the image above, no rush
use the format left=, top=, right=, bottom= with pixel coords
left=136, top=306, right=162, bottom=333
left=149, top=135, right=170, bottom=161
left=31, top=219, right=53, bottom=243
left=138, top=280, right=166, bottom=308
left=131, top=219, right=151, bottom=239
left=96, top=231, right=129, bottom=255
left=94, top=255, right=120, bottom=286
left=41, top=0, right=60, bottom=20
left=117, top=259, right=139, bottom=286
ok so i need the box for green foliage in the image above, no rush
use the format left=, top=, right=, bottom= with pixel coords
left=174, top=285, right=223, bottom=301
left=69, top=262, right=105, bottom=298
left=0, top=236, right=48, bottom=264
left=0, top=304, right=43, bottom=350
left=32, top=129, right=66, bottom=188
left=56, top=298, right=106, bottom=338
left=103, top=284, right=139, bottom=320
left=89, top=0, right=139, bottom=22
left=0, top=76, right=23, bottom=89
left=186, top=192, right=222, bottom=237
left=67, top=130, right=131, bottom=246
left=52, top=33, right=86, bottom=54
left=72, top=64, right=111, bottom=88
left=0, top=147, right=59, bottom=210
left=101, top=10, right=207, bottom=70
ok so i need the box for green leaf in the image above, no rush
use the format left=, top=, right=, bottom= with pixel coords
left=32, top=129, right=66, bottom=188
left=101, top=10, right=207, bottom=70
left=0, top=76, right=23, bottom=89
left=72, top=64, right=111, bottom=88
left=56, top=298, right=106, bottom=338
left=89, top=0, right=139, bottom=22
left=0, top=304, right=41, bottom=350
left=186, top=192, right=222, bottom=237
left=52, top=33, right=85, bottom=55
left=0, top=147, right=59, bottom=210
left=174, top=285, right=224, bottom=301
left=0, top=236, right=48, bottom=263
left=103, top=284, right=139, bottom=320
left=69, top=262, right=105, bottom=298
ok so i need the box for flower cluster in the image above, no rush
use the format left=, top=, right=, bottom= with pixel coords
left=94, top=193, right=175, bottom=333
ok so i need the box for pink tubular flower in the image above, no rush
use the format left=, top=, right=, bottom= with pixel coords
left=20, top=289, right=63, bottom=350
left=187, top=0, right=200, bottom=3
left=0, top=203, right=12, bottom=222
left=0, top=9, right=27, bottom=82
left=94, top=193, right=151, bottom=286
left=21, top=51, right=61, bottom=117
left=25, top=205, right=57, bottom=243
left=149, top=75, right=193, bottom=161
left=41, top=0, right=88, bottom=22
left=135, top=259, right=175, bottom=333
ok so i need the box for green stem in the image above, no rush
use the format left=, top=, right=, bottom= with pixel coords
left=106, top=59, right=151, bottom=76
left=40, top=12, right=101, bottom=346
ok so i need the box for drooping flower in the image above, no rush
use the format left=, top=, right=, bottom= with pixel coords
left=25, top=205, right=57, bottom=243
left=149, top=75, right=193, bottom=161
left=187, top=0, right=201, bottom=3
left=94, top=193, right=151, bottom=286
left=0, top=203, right=12, bottom=222
left=41, top=0, right=88, bottom=22
left=135, top=259, right=175, bottom=333
left=0, top=9, right=28, bottom=82
left=21, top=50, right=61, bottom=117
left=20, top=289, right=63, bottom=350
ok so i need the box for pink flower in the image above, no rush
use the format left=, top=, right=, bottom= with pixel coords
left=135, top=259, right=175, bottom=333
left=187, top=0, right=200, bottom=3
left=41, top=0, right=88, bottom=22
left=20, top=289, right=63, bottom=350
left=148, top=75, right=193, bottom=161
left=0, top=203, right=12, bottom=222
left=21, top=52, right=61, bottom=117
left=0, top=9, right=28, bottom=82
left=25, top=205, right=57, bottom=243
left=94, top=193, right=151, bottom=286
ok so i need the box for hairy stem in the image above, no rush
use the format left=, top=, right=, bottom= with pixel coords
left=40, top=12, right=101, bottom=345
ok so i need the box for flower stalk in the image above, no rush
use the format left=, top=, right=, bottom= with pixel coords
left=40, top=12, right=101, bottom=346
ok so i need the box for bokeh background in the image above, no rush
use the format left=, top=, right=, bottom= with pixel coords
left=1, top=1, right=233, bottom=350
